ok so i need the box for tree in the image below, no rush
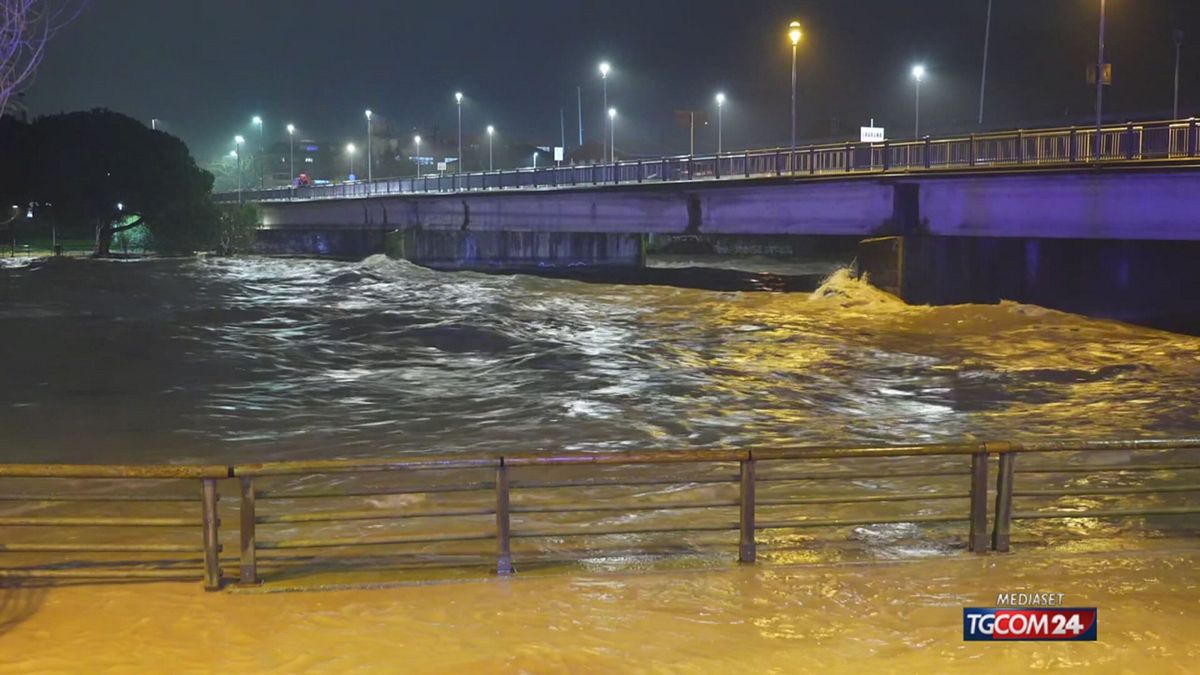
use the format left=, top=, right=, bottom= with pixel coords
left=1, top=1, right=87, bottom=116
left=27, top=109, right=216, bottom=255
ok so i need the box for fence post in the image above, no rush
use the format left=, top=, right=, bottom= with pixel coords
left=968, top=134, right=977, bottom=167
left=662, top=157, right=669, bottom=182
left=992, top=452, right=1015, bottom=552
left=714, top=154, right=722, bottom=179
left=808, top=145, right=815, bottom=175
left=1016, top=130, right=1025, bottom=164
left=774, top=150, right=782, bottom=176
left=1125, top=122, right=1136, bottom=160
left=744, top=151, right=751, bottom=178
left=495, top=462, right=514, bottom=575
left=637, top=160, right=643, bottom=183
left=968, top=451, right=989, bottom=553
left=923, top=136, right=932, bottom=169
left=1189, top=118, right=1198, bottom=157
left=614, top=163, right=620, bottom=185
left=201, top=478, right=222, bottom=591
left=739, top=455, right=756, bottom=563
left=882, top=141, right=891, bottom=171
left=845, top=143, right=853, bottom=172
left=1069, top=127, right=1078, bottom=162
left=239, top=476, right=258, bottom=585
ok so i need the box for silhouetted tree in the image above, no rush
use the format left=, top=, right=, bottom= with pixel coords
left=0, top=1, right=87, bottom=115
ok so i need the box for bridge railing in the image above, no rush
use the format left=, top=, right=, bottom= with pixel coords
left=1, top=438, right=1198, bottom=589
left=218, top=117, right=1200, bottom=204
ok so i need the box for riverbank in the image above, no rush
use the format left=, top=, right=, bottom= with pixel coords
left=1, top=547, right=1196, bottom=673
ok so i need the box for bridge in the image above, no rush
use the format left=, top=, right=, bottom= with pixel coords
left=222, top=118, right=1200, bottom=331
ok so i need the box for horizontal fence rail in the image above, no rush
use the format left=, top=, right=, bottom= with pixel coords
left=215, top=118, right=1200, bottom=204
left=1, top=438, right=1198, bottom=590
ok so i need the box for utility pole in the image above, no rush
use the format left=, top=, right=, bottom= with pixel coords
left=1095, top=0, right=1106, bottom=161
left=1174, top=30, right=1184, bottom=119
left=577, top=86, right=583, bottom=148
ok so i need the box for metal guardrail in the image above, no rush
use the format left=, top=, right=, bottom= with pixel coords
left=1, top=438, right=1197, bottom=590
left=217, top=118, right=1200, bottom=204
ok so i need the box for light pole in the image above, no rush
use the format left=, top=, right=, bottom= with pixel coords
left=455, top=92, right=463, bottom=173
left=1174, top=30, right=1184, bottom=119
left=533, top=151, right=538, bottom=169
left=414, top=135, right=422, bottom=177
left=346, top=143, right=357, bottom=180
left=979, top=0, right=992, bottom=125
left=365, top=110, right=373, bottom=183
left=715, top=92, right=726, bottom=154
left=252, top=116, right=263, bottom=188
left=912, top=64, right=926, bottom=138
left=151, top=118, right=158, bottom=131
left=486, top=125, right=495, bottom=171
left=286, top=124, right=296, bottom=187
left=788, top=21, right=802, bottom=157
left=599, top=61, right=610, bottom=161
left=1095, top=0, right=1106, bottom=160
left=234, top=135, right=245, bottom=203
left=608, top=107, right=616, bottom=163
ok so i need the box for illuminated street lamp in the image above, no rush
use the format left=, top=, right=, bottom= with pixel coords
left=715, top=92, right=726, bottom=154
left=788, top=21, right=802, bottom=157
left=365, top=110, right=374, bottom=183
left=413, top=135, right=422, bottom=177
left=608, top=107, right=617, bottom=163
left=252, top=116, right=263, bottom=188
left=486, top=125, right=495, bottom=171
left=599, top=61, right=611, bottom=161
left=1095, top=0, right=1106, bottom=160
left=911, top=64, right=927, bottom=138
left=286, top=124, right=296, bottom=187
left=346, top=143, right=357, bottom=180
left=234, top=135, right=245, bottom=203
left=455, top=92, right=463, bottom=173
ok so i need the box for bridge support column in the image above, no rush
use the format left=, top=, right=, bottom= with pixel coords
left=386, top=229, right=645, bottom=272
left=857, top=234, right=1200, bottom=333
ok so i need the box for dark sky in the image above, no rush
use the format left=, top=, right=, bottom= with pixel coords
left=26, top=0, right=1200, bottom=163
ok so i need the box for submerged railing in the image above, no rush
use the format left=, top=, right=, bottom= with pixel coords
left=0, top=438, right=1197, bottom=590
left=216, top=118, right=1200, bottom=204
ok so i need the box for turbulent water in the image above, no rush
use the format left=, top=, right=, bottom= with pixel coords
left=1, top=255, right=1197, bottom=465
left=2, top=255, right=1199, bottom=671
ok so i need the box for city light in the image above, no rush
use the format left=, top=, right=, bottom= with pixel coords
left=365, top=109, right=372, bottom=120
left=599, top=61, right=610, bottom=78
left=912, top=64, right=926, bottom=81
left=487, top=126, right=495, bottom=171
left=789, top=21, right=802, bottom=46
left=234, top=135, right=244, bottom=145
left=455, top=93, right=464, bottom=173
left=788, top=21, right=803, bottom=155
left=716, top=92, right=726, bottom=154
left=252, top=116, right=262, bottom=126
left=286, top=124, right=295, bottom=134
left=413, top=135, right=422, bottom=177
left=912, top=64, right=926, bottom=138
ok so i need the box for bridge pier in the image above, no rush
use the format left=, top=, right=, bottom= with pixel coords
left=858, top=234, right=1200, bottom=333
left=384, top=229, right=645, bottom=271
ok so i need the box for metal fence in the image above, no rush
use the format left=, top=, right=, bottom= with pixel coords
left=217, top=118, right=1200, bottom=204
left=1, top=438, right=1197, bottom=590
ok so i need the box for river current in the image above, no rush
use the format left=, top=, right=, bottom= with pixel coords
left=1, top=255, right=1198, bottom=672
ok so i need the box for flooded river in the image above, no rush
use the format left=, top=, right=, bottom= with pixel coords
left=1, top=255, right=1198, bottom=671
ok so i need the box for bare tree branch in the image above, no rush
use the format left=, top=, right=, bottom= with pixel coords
left=1, top=1, right=87, bottom=116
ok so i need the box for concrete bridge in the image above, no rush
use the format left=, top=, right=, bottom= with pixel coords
left=223, top=119, right=1200, bottom=331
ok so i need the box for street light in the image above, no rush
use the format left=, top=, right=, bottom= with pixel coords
left=234, top=135, right=245, bottom=202
left=911, top=64, right=927, bottom=138
left=979, top=0, right=993, bottom=125
left=413, top=135, right=422, bottom=177
left=486, top=125, right=495, bottom=171
left=715, top=92, right=726, bottom=154
left=1174, top=30, right=1184, bottom=119
left=252, top=116, right=263, bottom=188
left=1095, top=0, right=1106, bottom=160
left=346, top=143, right=357, bottom=180
left=286, top=124, right=296, bottom=187
left=788, top=21, right=802, bottom=159
left=599, top=61, right=611, bottom=162
left=415, top=133, right=424, bottom=176
left=608, top=107, right=617, bottom=163
left=455, top=92, right=463, bottom=173
left=365, top=110, right=374, bottom=183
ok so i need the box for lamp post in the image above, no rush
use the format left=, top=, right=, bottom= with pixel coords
left=455, top=92, right=463, bottom=173
left=1174, top=30, right=1184, bottom=119
left=599, top=61, right=611, bottom=161
left=533, top=151, right=538, bottom=169
left=608, top=107, right=616, bottom=163
left=346, top=143, right=357, bottom=180
left=912, top=64, right=926, bottom=138
left=715, top=92, right=726, bottom=154
left=788, top=21, right=802, bottom=157
left=979, top=0, right=992, bottom=125
left=286, top=124, right=296, bottom=187
left=414, top=135, right=422, bottom=177
left=486, top=125, right=495, bottom=171
left=365, top=110, right=373, bottom=183
left=252, top=116, right=263, bottom=188
left=234, top=135, right=245, bottom=203
left=1095, top=0, right=1106, bottom=160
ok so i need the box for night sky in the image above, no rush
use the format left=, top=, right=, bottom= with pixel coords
left=25, top=0, right=1200, bottom=162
